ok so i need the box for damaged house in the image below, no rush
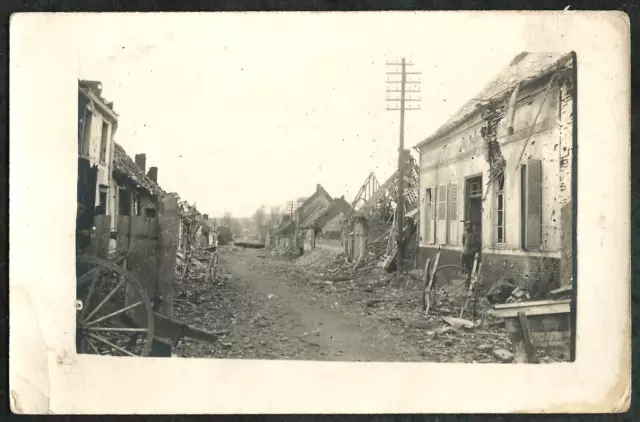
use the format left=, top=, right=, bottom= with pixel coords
left=274, top=185, right=334, bottom=252
left=111, top=144, right=166, bottom=222
left=414, top=52, right=576, bottom=294
left=343, top=152, right=421, bottom=268
left=77, top=80, right=118, bottom=225
left=300, top=195, right=351, bottom=253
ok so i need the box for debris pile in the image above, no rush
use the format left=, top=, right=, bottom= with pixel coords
left=259, top=247, right=517, bottom=363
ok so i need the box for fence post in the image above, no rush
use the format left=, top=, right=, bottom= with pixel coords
left=152, top=195, right=179, bottom=357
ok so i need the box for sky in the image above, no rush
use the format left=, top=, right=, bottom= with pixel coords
left=75, top=13, right=558, bottom=218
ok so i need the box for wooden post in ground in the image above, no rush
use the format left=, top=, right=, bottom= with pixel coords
left=152, top=195, right=180, bottom=357
left=91, top=214, right=112, bottom=259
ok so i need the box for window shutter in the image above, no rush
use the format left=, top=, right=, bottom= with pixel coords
left=526, top=159, right=542, bottom=249
left=437, top=185, right=447, bottom=220
left=448, top=183, right=458, bottom=220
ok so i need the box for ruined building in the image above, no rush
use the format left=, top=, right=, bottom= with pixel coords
left=414, top=52, right=576, bottom=294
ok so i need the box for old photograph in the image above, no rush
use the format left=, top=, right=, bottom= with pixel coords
left=74, top=28, right=576, bottom=364
left=10, top=11, right=631, bottom=414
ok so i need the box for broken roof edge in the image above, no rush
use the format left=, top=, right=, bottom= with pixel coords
left=113, top=142, right=166, bottom=197
left=79, top=86, right=119, bottom=124
left=413, top=52, right=574, bottom=151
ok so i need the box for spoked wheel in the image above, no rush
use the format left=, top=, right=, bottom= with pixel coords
left=423, top=265, right=472, bottom=317
left=76, top=255, right=155, bottom=357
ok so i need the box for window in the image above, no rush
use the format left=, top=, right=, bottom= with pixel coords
left=145, top=208, right=157, bottom=218
left=98, top=185, right=108, bottom=214
left=521, top=159, right=542, bottom=250
left=118, top=188, right=132, bottom=216
left=469, top=180, right=482, bottom=197
left=100, top=121, right=109, bottom=163
left=80, top=109, right=93, bottom=157
left=496, top=173, right=505, bottom=244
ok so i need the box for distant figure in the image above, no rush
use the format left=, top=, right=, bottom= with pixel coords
left=461, top=221, right=480, bottom=275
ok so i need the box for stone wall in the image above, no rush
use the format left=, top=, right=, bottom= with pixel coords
left=416, top=246, right=561, bottom=296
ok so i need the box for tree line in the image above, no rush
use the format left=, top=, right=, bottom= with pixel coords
left=215, top=205, right=283, bottom=244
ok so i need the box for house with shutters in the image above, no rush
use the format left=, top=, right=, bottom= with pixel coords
left=414, top=52, right=576, bottom=294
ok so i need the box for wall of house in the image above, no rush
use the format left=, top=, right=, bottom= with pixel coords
left=304, top=228, right=316, bottom=251
left=79, top=93, right=116, bottom=219
left=417, top=75, right=574, bottom=292
left=317, top=238, right=343, bottom=253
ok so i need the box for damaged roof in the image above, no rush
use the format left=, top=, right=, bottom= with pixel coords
left=79, top=79, right=119, bottom=128
left=113, top=143, right=165, bottom=197
left=415, top=52, right=573, bottom=149
left=308, top=197, right=352, bottom=230
left=353, top=154, right=418, bottom=218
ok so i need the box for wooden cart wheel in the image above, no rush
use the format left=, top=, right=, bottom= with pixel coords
left=76, top=255, right=155, bottom=357
left=423, top=265, right=472, bottom=317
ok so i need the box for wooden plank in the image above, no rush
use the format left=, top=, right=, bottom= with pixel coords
left=508, top=333, right=528, bottom=363
left=126, top=215, right=159, bottom=303
left=509, top=330, right=571, bottom=359
left=116, top=215, right=131, bottom=256
left=518, top=312, right=539, bottom=364
left=152, top=196, right=179, bottom=357
left=91, top=215, right=112, bottom=258
left=493, top=299, right=571, bottom=318
left=504, top=313, right=571, bottom=333
left=156, top=195, right=179, bottom=319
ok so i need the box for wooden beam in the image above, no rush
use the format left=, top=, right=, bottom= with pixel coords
left=518, top=312, right=539, bottom=364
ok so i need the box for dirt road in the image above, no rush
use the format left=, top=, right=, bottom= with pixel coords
left=173, top=247, right=513, bottom=362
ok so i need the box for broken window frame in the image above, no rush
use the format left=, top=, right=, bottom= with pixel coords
left=99, top=119, right=109, bottom=164
left=98, top=185, right=108, bottom=213
left=118, top=188, right=132, bottom=216
left=80, top=108, right=93, bottom=158
left=495, top=172, right=506, bottom=246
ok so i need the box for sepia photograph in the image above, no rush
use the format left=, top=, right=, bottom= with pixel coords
left=10, top=11, right=629, bottom=414
left=74, top=27, right=576, bottom=364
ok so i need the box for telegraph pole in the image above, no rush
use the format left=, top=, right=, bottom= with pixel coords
left=386, top=58, right=421, bottom=282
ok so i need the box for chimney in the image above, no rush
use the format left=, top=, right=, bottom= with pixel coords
left=147, top=166, right=158, bottom=183
left=317, top=183, right=321, bottom=191
left=135, top=154, right=147, bottom=173
left=203, top=214, right=209, bottom=221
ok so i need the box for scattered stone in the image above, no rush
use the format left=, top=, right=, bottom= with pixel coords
left=478, top=344, right=492, bottom=352
left=492, top=348, right=514, bottom=363
left=442, top=316, right=475, bottom=330
left=220, top=342, right=233, bottom=349
left=406, top=319, right=436, bottom=330
left=486, top=278, right=517, bottom=304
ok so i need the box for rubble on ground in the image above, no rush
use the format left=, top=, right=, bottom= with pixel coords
left=257, top=247, right=516, bottom=363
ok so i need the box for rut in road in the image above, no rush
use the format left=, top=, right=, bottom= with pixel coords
left=227, top=249, right=422, bottom=361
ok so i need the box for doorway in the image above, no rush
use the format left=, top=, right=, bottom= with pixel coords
left=465, top=175, right=483, bottom=239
